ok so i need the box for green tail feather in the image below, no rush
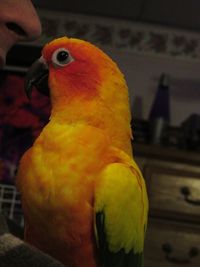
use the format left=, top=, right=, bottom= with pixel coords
left=96, top=212, right=144, bottom=267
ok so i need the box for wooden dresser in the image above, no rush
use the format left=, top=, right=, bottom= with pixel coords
left=134, top=144, right=200, bottom=267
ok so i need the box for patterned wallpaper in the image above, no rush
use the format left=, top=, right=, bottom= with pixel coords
left=29, top=8, right=200, bottom=62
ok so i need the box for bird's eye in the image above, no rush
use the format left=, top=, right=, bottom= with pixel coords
left=52, top=48, right=74, bottom=67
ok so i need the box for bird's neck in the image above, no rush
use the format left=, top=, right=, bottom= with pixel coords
left=50, top=99, right=133, bottom=157
left=50, top=98, right=105, bottom=127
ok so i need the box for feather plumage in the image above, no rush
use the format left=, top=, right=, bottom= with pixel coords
left=17, top=37, right=148, bottom=267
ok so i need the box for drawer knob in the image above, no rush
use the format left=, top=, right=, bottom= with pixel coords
left=162, top=242, right=199, bottom=264
left=180, top=186, right=200, bottom=206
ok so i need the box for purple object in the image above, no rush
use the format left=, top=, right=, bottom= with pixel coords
left=149, top=74, right=170, bottom=144
left=149, top=73, right=170, bottom=123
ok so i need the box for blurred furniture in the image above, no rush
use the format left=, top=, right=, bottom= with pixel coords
left=134, top=143, right=200, bottom=267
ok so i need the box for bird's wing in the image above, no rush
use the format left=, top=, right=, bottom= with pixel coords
left=94, top=160, right=148, bottom=267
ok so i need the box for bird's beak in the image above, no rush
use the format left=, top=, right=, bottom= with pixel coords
left=25, top=56, right=49, bottom=99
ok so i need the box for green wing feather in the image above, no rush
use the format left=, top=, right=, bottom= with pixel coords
left=94, top=161, right=148, bottom=267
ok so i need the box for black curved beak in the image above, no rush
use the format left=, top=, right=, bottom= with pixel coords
left=25, top=58, right=49, bottom=99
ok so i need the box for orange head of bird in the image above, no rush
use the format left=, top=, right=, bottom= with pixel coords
left=25, top=36, right=123, bottom=106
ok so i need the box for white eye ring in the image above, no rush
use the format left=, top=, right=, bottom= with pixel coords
left=51, top=48, right=74, bottom=67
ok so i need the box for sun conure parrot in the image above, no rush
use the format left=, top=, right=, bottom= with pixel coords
left=16, top=36, right=148, bottom=267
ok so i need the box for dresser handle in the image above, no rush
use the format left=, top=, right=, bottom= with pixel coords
left=162, top=243, right=199, bottom=264
left=180, top=186, right=200, bottom=206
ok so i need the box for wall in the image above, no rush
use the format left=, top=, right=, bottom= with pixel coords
left=31, top=9, right=200, bottom=126
left=108, top=48, right=200, bottom=126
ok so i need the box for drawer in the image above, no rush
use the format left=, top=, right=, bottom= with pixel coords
left=144, top=164, right=200, bottom=222
left=144, top=218, right=200, bottom=267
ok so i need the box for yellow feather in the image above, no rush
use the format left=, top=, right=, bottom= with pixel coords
left=95, top=148, right=148, bottom=254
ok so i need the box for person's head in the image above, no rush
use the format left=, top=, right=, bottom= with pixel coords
left=0, top=0, right=41, bottom=68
